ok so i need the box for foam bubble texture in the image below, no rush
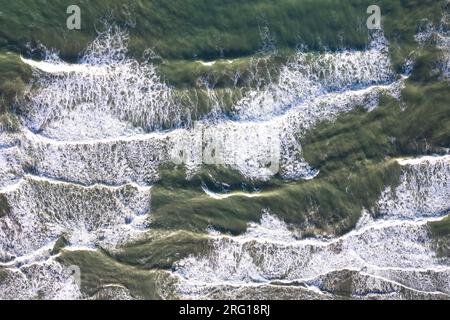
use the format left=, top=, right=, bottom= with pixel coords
left=173, top=156, right=450, bottom=298
left=0, top=176, right=151, bottom=260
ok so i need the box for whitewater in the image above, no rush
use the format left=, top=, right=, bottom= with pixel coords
left=0, top=27, right=449, bottom=299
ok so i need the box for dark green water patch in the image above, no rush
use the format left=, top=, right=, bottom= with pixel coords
left=383, top=0, right=446, bottom=72
left=302, top=80, right=450, bottom=171
left=0, top=194, right=11, bottom=218
left=150, top=160, right=402, bottom=236
left=0, top=50, right=32, bottom=130
left=430, top=216, right=450, bottom=238
left=429, top=216, right=450, bottom=258
left=409, top=45, right=448, bottom=83
left=50, top=234, right=70, bottom=255
left=0, top=0, right=444, bottom=64
left=109, top=230, right=209, bottom=270
left=57, top=249, right=178, bottom=299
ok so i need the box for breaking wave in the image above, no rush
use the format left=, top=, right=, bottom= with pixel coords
left=173, top=156, right=450, bottom=299
left=15, top=29, right=401, bottom=182
left=0, top=175, right=151, bottom=262
left=234, top=32, right=394, bottom=120
left=0, top=259, right=82, bottom=300
left=21, top=27, right=185, bottom=139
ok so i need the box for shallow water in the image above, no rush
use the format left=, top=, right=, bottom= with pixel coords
left=0, top=23, right=449, bottom=300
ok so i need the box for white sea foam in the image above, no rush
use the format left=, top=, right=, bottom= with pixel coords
left=0, top=175, right=151, bottom=261
left=18, top=29, right=401, bottom=182
left=3, top=23, right=445, bottom=300
left=233, top=32, right=393, bottom=120
left=175, top=216, right=450, bottom=299
left=15, top=77, right=403, bottom=184
left=377, top=155, right=450, bottom=219
left=0, top=132, right=25, bottom=190
left=173, top=156, right=450, bottom=299
left=0, top=259, right=83, bottom=300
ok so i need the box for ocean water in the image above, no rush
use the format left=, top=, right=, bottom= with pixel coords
left=1, top=10, right=449, bottom=300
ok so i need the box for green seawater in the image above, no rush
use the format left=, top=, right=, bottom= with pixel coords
left=0, top=0, right=449, bottom=300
